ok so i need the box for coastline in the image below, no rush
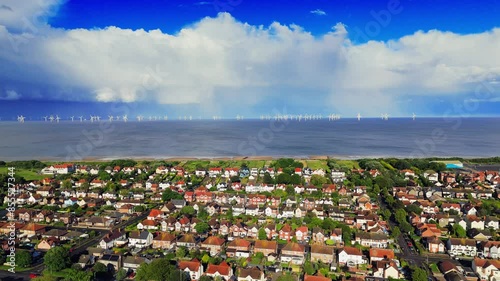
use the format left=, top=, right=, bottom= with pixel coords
left=20, top=154, right=495, bottom=163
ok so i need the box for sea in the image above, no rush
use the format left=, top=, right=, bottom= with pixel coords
left=0, top=118, right=499, bottom=161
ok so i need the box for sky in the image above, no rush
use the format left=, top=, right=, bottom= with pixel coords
left=0, top=0, right=499, bottom=120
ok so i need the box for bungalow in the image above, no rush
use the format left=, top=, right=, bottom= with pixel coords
left=123, top=256, right=150, bottom=272
left=338, top=247, right=365, bottom=266
left=238, top=267, right=264, bottom=281
left=311, top=245, right=335, bottom=264
left=369, top=248, right=395, bottom=263
left=99, top=254, right=122, bottom=271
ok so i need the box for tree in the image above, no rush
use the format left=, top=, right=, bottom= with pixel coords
left=452, top=223, right=466, bottom=238
left=176, top=247, right=187, bottom=258
left=310, top=175, right=327, bottom=187
left=136, top=258, right=187, bottom=281
left=44, top=246, right=71, bottom=272
left=400, top=221, right=413, bottom=233
left=116, top=268, right=128, bottom=281
left=198, top=207, right=209, bottom=220
left=411, top=266, right=428, bottom=281
left=394, top=209, right=408, bottom=224
left=16, top=250, right=32, bottom=268
left=263, top=172, right=273, bottom=184
left=200, top=276, right=213, bottom=281
left=180, top=206, right=196, bottom=216
left=391, top=226, right=401, bottom=239
left=258, top=228, right=267, bottom=240
left=62, top=179, right=72, bottom=189
left=63, top=269, right=93, bottom=281
left=303, top=261, right=316, bottom=275
left=195, top=222, right=210, bottom=234
left=93, top=262, right=108, bottom=273
left=406, top=204, right=422, bottom=215
left=162, top=189, right=183, bottom=201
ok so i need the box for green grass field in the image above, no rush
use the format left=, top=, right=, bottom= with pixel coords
left=0, top=167, right=45, bottom=181
left=305, top=160, right=328, bottom=170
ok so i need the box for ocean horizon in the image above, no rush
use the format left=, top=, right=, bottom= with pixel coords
left=1, top=117, right=499, bottom=161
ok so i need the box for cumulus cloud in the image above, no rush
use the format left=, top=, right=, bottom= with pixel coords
left=310, top=9, right=327, bottom=16
left=0, top=90, right=20, bottom=100
left=0, top=2, right=499, bottom=116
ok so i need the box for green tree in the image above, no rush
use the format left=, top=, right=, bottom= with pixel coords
left=391, top=226, right=401, bottom=239
left=258, top=228, right=267, bottom=240
left=411, top=266, right=428, bottom=281
left=310, top=175, right=327, bottom=187
left=406, top=204, right=423, bottom=215
left=200, top=276, right=213, bottom=281
left=180, top=206, right=196, bottom=216
left=61, top=179, right=72, bottom=189
left=400, top=221, right=413, bottom=233
left=394, top=209, right=408, bottom=224
left=195, top=222, right=210, bottom=234
left=198, top=207, right=209, bottom=220
left=63, top=269, right=93, bottom=281
left=16, top=250, right=32, bottom=268
left=136, top=258, right=187, bottom=281
left=162, top=189, right=183, bottom=201
left=93, top=262, right=108, bottom=273
left=44, top=246, right=71, bottom=272
left=303, top=261, right=316, bottom=275
left=116, top=268, right=128, bottom=281
left=452, top=223, right=466, bottom=238
left=176, top=246, right=187, bottom=258
left=263, top=172, right=274, bottom=184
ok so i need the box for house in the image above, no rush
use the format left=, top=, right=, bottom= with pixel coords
left=99, top=229, right=127, bottom=249
left=123, top=256, right=150, bottom=272
left=152, top=232, right=176, bottom=250
left=205, top=261, right=233, bottom=280
left=128, top=230, right=153, bottom=248
left=310, top=245, right=335, bottom=264
left=36, top=238, right=59, bottom=251
left=224, top=237, right=250, bottom=257
left=77, top=254, right=94, bottom=269
left=447, top=238, right=477, bottom=257
left=179, top=259, right=203, bottom=281
left=472, top=258, right=500, bottom=281
left=369, top=248, right=395, bottom=263
left=295, top=226, right=309, bottom=242
left=201, top=236, right=225, bottom=256
left=373, top=260, right=400, bottom=279
left=355, top=232, right=389, bottom=248
left=21, top=223, right=46, bottom=236
left=279, top=224, right=292, bottom=241
left=304, top=275, right=330, bottom=281
left=427, top=236, right=446, bottom=253
left=177, top=234, right=196, bottom=248
left=253, top=240, right=277, bottom=257
left=478, top=241, right=500, bottom=259
left=238, top=267, right=265, bottom=281
left=338, top=247, right=365, bottom=266
left=280, top=242, right=305, bottom=265
left=99, top=254, right=122, bottom=271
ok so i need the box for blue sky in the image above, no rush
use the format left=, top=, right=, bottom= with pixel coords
left=0, top=0, right=499, bottom=119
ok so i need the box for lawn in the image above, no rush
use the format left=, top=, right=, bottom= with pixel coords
left=0, top=167, right=45, bottom=181
left=305, top=160, right=328, bottom=170
left=429, top=263, right=440, bottom=273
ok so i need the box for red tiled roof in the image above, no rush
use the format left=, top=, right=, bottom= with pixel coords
left=206, top=262, right=230, bottom=276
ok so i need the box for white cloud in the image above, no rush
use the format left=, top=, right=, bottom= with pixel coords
left=0, top=90, right=20, bottom=100
left=0, top=7, right=500, bottom=116
left=310, top=9, right=327, bottom=16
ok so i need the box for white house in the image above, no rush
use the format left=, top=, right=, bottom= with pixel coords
left=447, top=238, right=477, bottom=257
left=128, top=230, right=153, bottom=248
left=338, top=247, right=365, bottom=266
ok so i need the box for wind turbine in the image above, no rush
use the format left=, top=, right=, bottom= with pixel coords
left=55, top=115, right=61, bottom=123
left=115, top=116, right=120, bottom=121
left=79, top=116, right=83, bottom=122
left=123, top=115, right=128, bottom=122
left=382, top=113, right=389, bottom=121
left=163, top=115, right=168, bottom=121
left=49, top=115, right=55, bottom=122
left=43, top=116, right=48, bottom=122
left=357, top=113, right=361, bottom=121
left=137, top=115, right=143, bottom=122
left=17, top=115, right=25, bottom=123
left=96, top=116, right=101, bottom=122
left=70, top=116, right=75, bottom=122
left=412, top=113, right=416, bottom=121
left=108, top=115, right=114, bottom=122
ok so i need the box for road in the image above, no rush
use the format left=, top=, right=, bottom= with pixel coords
left=0, top=208, right=152, bottom=281
left=378, top=195, right=454, bottom=278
